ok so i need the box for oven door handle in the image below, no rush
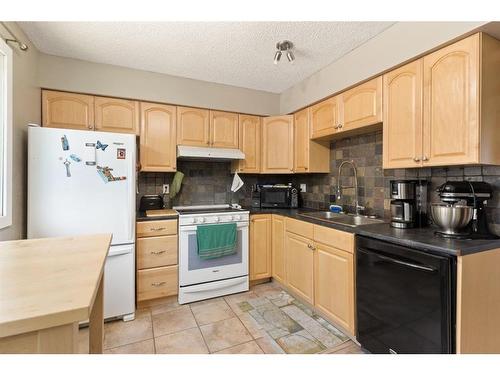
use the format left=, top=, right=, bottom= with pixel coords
left=180, top=223, right=249, bottom=231
left=361, top=248, right=437, bottom=273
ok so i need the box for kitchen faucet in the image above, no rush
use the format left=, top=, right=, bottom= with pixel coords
left=336, top=160, right=364, bottom=216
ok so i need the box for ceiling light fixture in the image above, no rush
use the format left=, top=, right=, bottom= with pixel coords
left=274, top=40, right=294, bottom=64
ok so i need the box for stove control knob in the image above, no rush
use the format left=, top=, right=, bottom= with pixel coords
left=234, top=215, right=241, bottom=221
left=214, top=217, right=220, bottom=222
left=197, top=217, right=205, bottom=223
left=187, top=218, right=195, bottom=224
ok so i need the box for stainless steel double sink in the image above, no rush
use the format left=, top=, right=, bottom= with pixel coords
left=298, top=211, right=384, bottom=228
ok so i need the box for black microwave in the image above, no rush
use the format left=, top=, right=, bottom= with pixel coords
left=256, top=184, right=299, bottom=208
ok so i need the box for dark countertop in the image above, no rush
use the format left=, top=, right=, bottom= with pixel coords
left=247, top=207, right=500, bottom=257
left=136, top=211, right=179, bottom=222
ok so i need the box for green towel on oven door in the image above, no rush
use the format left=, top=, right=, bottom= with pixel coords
left=196, top=223, right=237, bottom=260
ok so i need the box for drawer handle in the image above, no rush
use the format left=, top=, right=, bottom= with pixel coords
left=151, top=282, right=166, bottom=287
left=150, top=227, right=166, bottom=232
left=150, top=250, right=166, bottom=255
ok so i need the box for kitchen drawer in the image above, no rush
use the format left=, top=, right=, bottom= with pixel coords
left=137, top=235, right=178, bottom=269
left=136, top=219, right=177, bottom=238
left=286, top=217, right=313, bottom=239
left=313, top=225, right=354, bottom=253
left=137, top=265, right=178, bottom=301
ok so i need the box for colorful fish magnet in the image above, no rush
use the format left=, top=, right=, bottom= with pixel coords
left=70, top=154, right=82, bottom=162
left=117, top=148, right=126, bottom=160
left=96, top=165, right=127, bottom=183
left=61, top=135, right=69, bottom=151
left=96, top=140, right=109, bottom=151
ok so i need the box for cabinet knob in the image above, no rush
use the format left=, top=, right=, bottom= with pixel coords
left=422, top=156, right=428, bottom=161
left=413, top=157, right=420, bottom=162
left=88, top=125, right=93, bottom=129
left=338, top=124, right=343, bottom=129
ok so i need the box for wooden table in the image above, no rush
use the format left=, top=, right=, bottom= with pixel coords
left=0, top=234, right=111, bottom=354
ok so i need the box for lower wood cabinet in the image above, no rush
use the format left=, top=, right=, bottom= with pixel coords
left=271, top=215, right=286, bottom=284
left=314, top=242, right=355, bottom=335
left=285, top=231, right=315, bottom=305
left=250, top=214, right=272, bottom=281
left=136, top=219, right=178, bottom=302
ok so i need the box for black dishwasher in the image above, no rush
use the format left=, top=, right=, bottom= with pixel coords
left=356, top=236, right=456, bottom=354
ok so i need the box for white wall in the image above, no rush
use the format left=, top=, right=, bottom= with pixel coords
left=280, top=22, right=487, bottom=114
left=38, top=53, right=280, bottom=116
left=0, top=23, right=40, bottom=241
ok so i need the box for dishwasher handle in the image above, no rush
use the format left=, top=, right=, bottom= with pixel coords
left=359, top=247, right=437, bottom=273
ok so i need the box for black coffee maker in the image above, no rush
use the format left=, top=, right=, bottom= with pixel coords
left=436, top=181, right=498, bottom=239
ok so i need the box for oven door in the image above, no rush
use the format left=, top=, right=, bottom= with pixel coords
left=179, top=222, right=249, bottom=287
left=261, top=188, right=290, bottom=208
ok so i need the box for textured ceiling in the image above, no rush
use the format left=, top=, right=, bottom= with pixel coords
left=19, top=22, right=394, bottom=93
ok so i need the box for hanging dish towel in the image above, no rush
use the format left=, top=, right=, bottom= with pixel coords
left=231, top=172, right=244, bottom=192
left=170, top=171, right=184, bottom=199
left=197, top=223, right=237, bottom=260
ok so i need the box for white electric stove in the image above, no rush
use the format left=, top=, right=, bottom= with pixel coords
left=173, top=204, right=250, bottom=304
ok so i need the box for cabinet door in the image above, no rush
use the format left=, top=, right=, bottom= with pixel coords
left=236, top=115, right=261, bottom=173
left=310, top=96, right=339, bottom=139
left=95, top=97, right=139, bottom=134
left=314, top=243, right=355, bottom=335
left=250, top=215, right=272, bottom=281
left=423, top=34, right=480, bottom=166
left=339, top=76, right=382, bottom=131
left=383, top=60, right=424, bottom=169
left=140, top=102, right=177, bottom=172
left=293, top=108, right=310, bottom=173
left=176, top=106, right=210, bottom=147
left=42, top=90, right=94, bottom=130
left=210, top=110, right=239, bottom=149
left=271, top=215, right=286, bottom=284
left=261, top=115, right=294, bottom=174
left=285, top=231, right=314, bottom=305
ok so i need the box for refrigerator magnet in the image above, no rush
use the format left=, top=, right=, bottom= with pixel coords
left=70, top=154, right=82, bottom=162
left=61, top=135, right=69, bottom=151
left=63, top=159, right=71, bottom=177
left=117, top=148, right=126, bottom=159
left=97, top=165, right=127, bottom=183
left=96, top=140, right=109, bottom=151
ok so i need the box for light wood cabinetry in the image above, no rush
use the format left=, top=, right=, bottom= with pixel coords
left=383, top=60, right=424, bottom=169
left=42, top=90, right=94, bottom=130
left=250, top=214, right=272, bottom=281
left=262, top=115, right=294, bottom=174
left=310, top=96, right=339, bottom=139
left=338, top=76, right=383, bottom=132
left=176, top=106, right=210, bottom=147
left=140, top=102, right=177, bottom=172
left=136, top=219, right=178, bottom=302
left=210, top=110, right=239, bottom=149
left=271, top=215, right=286, bottom=284
left=293, top=108, right=330, bottom=173
left=94, top=97, right=139, bottom=134
left=285, top=231, right=315, bottom=305
left=233, top=115, right=261, bottom=173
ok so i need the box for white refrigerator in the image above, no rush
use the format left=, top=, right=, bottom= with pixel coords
left=28, top=126, right=136, bottom=321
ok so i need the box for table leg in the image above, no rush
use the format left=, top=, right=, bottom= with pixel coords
left=89, top=274, right=104, bottom=354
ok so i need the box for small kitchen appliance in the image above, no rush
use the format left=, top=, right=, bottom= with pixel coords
left=258, top=183, right=299, bottom=208
left=432, top=181, right=497, bottom=239
left=390, top=180, right=428, bottom=228
left=139, top=194, right=164, bottom=212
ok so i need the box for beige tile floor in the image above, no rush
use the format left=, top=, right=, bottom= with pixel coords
left=79, top=281, right=364, bottom=354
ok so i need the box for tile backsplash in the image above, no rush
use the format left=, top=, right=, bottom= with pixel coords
left=138, top=130, right=500, bottom=234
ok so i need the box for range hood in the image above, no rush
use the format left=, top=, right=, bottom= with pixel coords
left=177, top=145, right=245, bottom=161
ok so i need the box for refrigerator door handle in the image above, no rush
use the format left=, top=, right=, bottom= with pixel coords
left=108, top=245, right=134, bottom=257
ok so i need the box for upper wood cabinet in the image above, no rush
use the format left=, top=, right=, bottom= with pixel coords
left=271, top=215, right=286, bottom=285
left=94, top=97, right=139, bottom=135
left=285, top=231, right=314, bottom=305
left=176, top=106, right=210, bottom=147
left=140, top=102, right=177, bottom=172
left=250, top=214, right=272, bottom=281
left=233, top=115, right=261, bottom=173
left=310, top=96, right=339, bottom=139
left=294, top=108, right=330, bottom=173
left=383, top=60, right=424, bottom=169
left=210, top=110, right=239, bottom=149
left=261, top=115, right=294, bottom=174
left=42, top=90, right=94, bottom=131
left=338, top=76, right=383, bottom=132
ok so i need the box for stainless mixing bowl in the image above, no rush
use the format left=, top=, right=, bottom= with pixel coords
left=430, top=203, right=473, bottom=234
